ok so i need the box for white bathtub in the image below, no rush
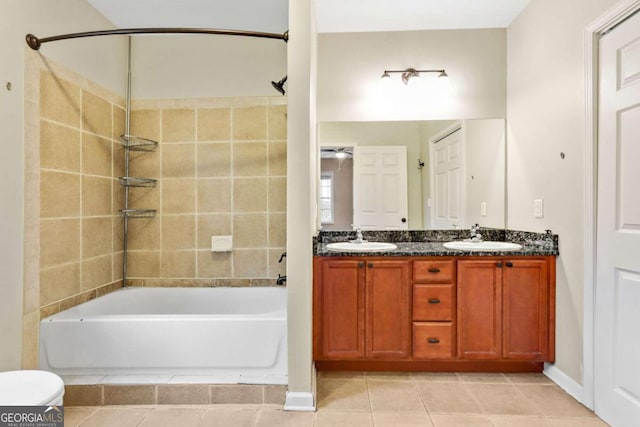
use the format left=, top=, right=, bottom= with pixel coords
left=39, top=287, right=287, bottom=384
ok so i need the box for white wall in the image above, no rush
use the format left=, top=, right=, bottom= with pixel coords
left=0, top=0, right=126, bottom=370
left=507, top=0, right=619, bottom=384
left=131, top=35, right=287, bottom=99
left=317, top=29, right=506, bottom=122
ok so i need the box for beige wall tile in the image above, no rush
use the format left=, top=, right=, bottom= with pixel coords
left=40, top=120, right=80, bottom=172
left=234, top=178, right=267, bottom=212
left=197, top=108, right=231, bottom=141
left=97, top=281, right=123, bottom=298
left=82, top=90, right=112, bottom=138
left=210, top=385, right=263, bottom=404
left=268, top=248, right=287, bottom=277
left=233, top=106, right=267, bottom=140
left=83, top=132, right=112, bottom=177
left=40, top=171, right=80, bottom=218
left=127, top=217, right=160, bottom=250
left=162, top=215, right=196, bottom=251
left=198, top=178, right=231, bottom=213
left=82, top=217, right=113, bottom=258
left=83, top=176, right=112, bottom=216
left=161, top=251, right=196, bottom=277
left=233, top=249, right=268, bottom=278
left=269, top=142, right=287, bottom=176
left=40, top=303, right=60, bottom=319
left=81, top=255, right=113, bottom=291
left=157, top=385, right=209, bottom=404
left=112, top=252, right=124, bottom=282
left=233, top=142, right=268, bottom=177
left=59, top=289, right=96, bottom=311
left=103, top=385, right=155, bottom=405
left=40, top=71, right=80, bottom=127
left=264, top=385, right=287, bottom=404
left=40, top=262, right=81, bottom=306
left=40, top=219, right=80, bottom=267
left=268, top=177, right=286, bottom=212
left=162, top=109, right=195, bottom=142
left=127, top=251, right=161, bottom=278
left=268, top=105, right=287, bottom=140
left=113, top=106, right=126, bottom=140
left=197, top=252, right=232, bottom=278
left=128, top=186, right=160, bottom=211
left=162, top=179, right=196, bottom=214
left=197, top=143, right=231, bottom=177
left=64, top=385, right=104, bottom=406
left=131, top=109, right=160, bottom=142
left=162, top=144, right=195, bottom=178
left=21, top=311, right=40, bottom=370
left=129, top=149, right=161, bottom=178
left=233, top=213, right=267, bottom=248
left=197, top=214, right=232, bottom=249
left=113, top=142, right=125, bottom=178
left=268, top=213, right=286, bottom=248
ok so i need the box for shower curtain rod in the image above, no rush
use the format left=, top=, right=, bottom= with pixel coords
left=25, top=27, right=288, bottom=50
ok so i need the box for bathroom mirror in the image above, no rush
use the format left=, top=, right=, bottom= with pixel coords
left=318, top=119, right=505, bottom=231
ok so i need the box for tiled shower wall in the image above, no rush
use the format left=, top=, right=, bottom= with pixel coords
left=125, top=98, right=287, bottom=286
left=23, top=54, right=125, bottom=367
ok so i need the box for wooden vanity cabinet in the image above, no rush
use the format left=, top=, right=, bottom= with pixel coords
left=314, top=255, right=555, bottom=369
left=457, top=258, right=553, bottom=362
left=313, top=258, right=411, bottom=360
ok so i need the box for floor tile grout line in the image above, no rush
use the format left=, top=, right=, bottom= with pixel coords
left=412, top=377, right=436, bottom=427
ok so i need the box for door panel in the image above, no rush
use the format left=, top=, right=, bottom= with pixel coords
left=366, top=260, right=411, bottom=359
left=431, top=126, right=465, bottom=228
left=596, top=10, right=640, bottom=425
left=457, top=260, right=502, bottom=359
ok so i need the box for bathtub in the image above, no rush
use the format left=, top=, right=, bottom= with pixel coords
left=39, top=287, right=287, bottom=384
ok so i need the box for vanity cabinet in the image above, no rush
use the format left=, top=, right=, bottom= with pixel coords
left=313, top=258, right=411, bottom=360
left=314, top=255, right=555, bottom=370
left=457, top=258, right=553, bottom=361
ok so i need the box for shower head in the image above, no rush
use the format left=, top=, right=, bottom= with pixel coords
left=271, top=75, right=287, bottom=96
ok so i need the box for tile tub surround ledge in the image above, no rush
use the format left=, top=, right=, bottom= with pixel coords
left=314, top=229, right=559, bottom=257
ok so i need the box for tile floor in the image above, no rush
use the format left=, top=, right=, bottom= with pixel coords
left=64, top=372, right=610, bottom=426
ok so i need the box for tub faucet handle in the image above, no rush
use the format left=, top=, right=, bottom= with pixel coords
left=278, top=252, right=287, bottom=263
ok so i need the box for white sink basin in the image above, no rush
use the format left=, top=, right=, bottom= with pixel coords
left=443, top=241, right=523, bottom=251
left=326, top=242, right=398, bottom=252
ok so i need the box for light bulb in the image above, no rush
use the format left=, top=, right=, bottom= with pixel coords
left=335, top=151, right=347, bottom=159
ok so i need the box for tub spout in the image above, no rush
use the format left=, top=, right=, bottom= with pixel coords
left=276, top=274, right=287, bottom=285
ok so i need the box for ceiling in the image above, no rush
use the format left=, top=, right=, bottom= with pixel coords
left=86, top=0, right=531, bottom=34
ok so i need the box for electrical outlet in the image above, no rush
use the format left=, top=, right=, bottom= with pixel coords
left=480, top=202, right=487, bottom=217
left=534, top=199, right=544, bottom=218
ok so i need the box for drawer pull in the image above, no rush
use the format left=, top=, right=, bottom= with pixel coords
left=358, top=262, right=365, bottom=268
left=496, top=262, right=503, bottom=268
left=427, top=338, right=440, bottom=344
left=506, top=262, right=514, bottom=268
left=368, top=263, right=374, bottom=268
left=428, top=298, right=441, bottom=304
left=428, top=268, right=441, bottom=273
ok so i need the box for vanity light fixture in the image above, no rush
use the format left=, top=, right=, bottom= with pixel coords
left=381, top=68, right=449, bottom=85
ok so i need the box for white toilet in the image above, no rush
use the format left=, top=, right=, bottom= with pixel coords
left=0, top=370, right=64, bottom=406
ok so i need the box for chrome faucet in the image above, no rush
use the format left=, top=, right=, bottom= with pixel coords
left=351, top=225, right=366, bottom=243
left=470, top=224, right=483, bottom=242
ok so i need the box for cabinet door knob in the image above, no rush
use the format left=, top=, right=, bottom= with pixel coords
left=428, top=298, right=441, bottom=304
left=428, top=268, right=441, bottom=273
left=427, top=338, right=440, bottom=344
left=496, top=262, right=503, bottom=268
left=506, top=262, right=514, bottom=268
left=358, top=262, right=365, bottom=268
left=367, top=263, right=374, bottom=268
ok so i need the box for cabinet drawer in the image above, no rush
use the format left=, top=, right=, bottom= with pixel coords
left=413, top=260, right=454, bottom=283
left=413, top=284, right=454, bottom=321
left=413, top=322, right=454, bottom=359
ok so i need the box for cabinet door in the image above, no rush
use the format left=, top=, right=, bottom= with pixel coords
left=316, top=259, right=366, bottom=359
left=366, top=260, right=411, bottom=359
left=457, top=260, right=502, bottom=359
left=503, top=259, right=549, bottom=360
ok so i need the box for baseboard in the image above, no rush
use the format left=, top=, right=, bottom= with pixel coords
left=544, top=363, right=590, bottom=409
left=284, top=391, right=316, bottom=412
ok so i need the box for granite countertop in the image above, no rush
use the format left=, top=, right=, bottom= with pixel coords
left=314, top=229, right=560, bottom=257
left=315, top=241, right=559, bottom=257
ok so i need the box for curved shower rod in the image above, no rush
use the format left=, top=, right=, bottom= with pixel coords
left=25, top=27, right=289, bottom=50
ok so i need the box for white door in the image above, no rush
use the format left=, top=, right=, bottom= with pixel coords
left=353, top=146, right=408, bottom=230
left=431, top=126, right=465, bottom=229
left=595, top=10, right=640, bottom=427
